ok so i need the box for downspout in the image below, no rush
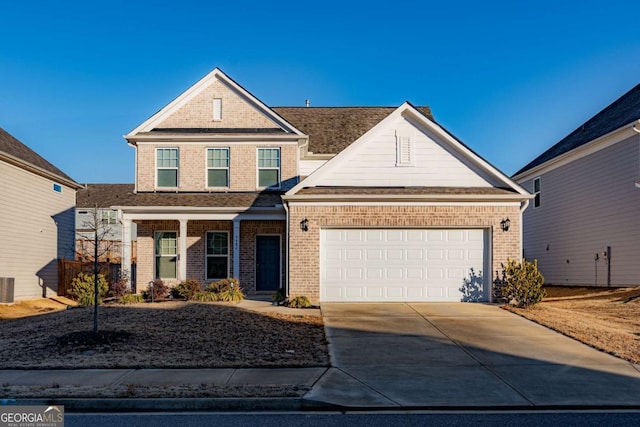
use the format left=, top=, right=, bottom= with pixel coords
left=282, top=201, right=290, bottom=298
left=127, top=141, right=138, bottom=193
left=519, top=199, right=530, bottom=260
left=633, top=121, right=640, bottom=188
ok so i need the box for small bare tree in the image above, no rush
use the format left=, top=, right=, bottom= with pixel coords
left=76, top=204, right=116, bottom=333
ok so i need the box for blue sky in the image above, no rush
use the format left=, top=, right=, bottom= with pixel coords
left=1, top=0, right=639, bottom=183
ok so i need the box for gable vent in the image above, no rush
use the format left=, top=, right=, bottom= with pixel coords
left=396, top=135, right=414, bottom=166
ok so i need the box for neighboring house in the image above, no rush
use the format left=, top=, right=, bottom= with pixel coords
left=76, top=184, right=137, bottom=263
left=0, top=128, right=81, bottom=301
left=513, top=83, right=640, bottom=287
left=115, top=68, right=530, bottom=302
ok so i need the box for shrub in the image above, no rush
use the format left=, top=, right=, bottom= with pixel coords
left=145, top=279, right=169, bottom=301
left=501, top=258, right=546, bottom=308
left=70, top=272, right=108, bottom=306
left=192, top=291, right=219, bottom=302
left=119, top=293, right=145, bottom=304
left=207, top=278, right=244, bottom=302
left=109, top=272, right=130, bottom=299
left=286, top=295, right=312, bottom=308
left=173, top=279, right=203, bottom=300
left=271, top=288, right=286, bottom=305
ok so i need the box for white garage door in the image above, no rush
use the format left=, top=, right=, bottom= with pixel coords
left=321, top=229, right=488, bottom=302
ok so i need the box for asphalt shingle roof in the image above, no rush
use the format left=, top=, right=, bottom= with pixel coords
left=515, top=83, right=640, bottom=176
left=0, top=128, right=75, bottom=182
left=273, top=106, right=433, bottom=155
left=77, top=184, right=283, bottom=209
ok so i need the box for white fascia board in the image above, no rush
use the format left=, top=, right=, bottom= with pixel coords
left=285, top=201, right=522, bottom=207
left=121, top=212, right=286, bottom=221
left=285, top=102, right=528, bottom=197
left=130, top=134, right=302, bottom=144
left=513, top=121, right=640, bottom=182
left=126, top=68, right=305, bottom=138
left=282, top=193, right=532, bottom=203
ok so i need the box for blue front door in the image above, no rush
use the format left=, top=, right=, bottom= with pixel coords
left=256, top=236, right=280, bottom=291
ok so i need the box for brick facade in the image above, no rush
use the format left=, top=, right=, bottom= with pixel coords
left=136, top=143, right=298, bottom=192
left=287, top=204, right=521, bottom=301
left=135, top=219, right=285, bottom=294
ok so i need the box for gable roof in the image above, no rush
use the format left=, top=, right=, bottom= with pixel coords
left=0, top=128, right=79, bottom=188
left=77, top=184, right=136, bottom=208
left=515, top=83, right=640, bottom=176
left=273, top=106, right=432, bottom=155
left=285, top=102, right=529, bottom=198
left=126, top=68, right=304, bottom=139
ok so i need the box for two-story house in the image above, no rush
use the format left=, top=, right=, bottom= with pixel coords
left=114, top=68, right=531, bottom=302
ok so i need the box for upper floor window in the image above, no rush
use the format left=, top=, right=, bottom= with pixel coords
left=207, top=148, right=229, bottom=187
left=157, top=148, right=179, bottom=188
left=257, top=148, right=280, bottom=189
left=213, top=98, right=222, bottom=121
left=101, top=210, right=117, bottom=225
left=533, top=177, right=541, bottom=208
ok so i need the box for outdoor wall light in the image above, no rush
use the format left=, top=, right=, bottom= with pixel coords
left=149, top=281, right=155, bottom=303
left=300, top=218, right=309, bottom=232
left=500, top=218, right=510, bottom=232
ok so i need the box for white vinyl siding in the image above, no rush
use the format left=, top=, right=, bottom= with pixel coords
left=520, top=135, right=640, bottom=286
left=315, top=116, right=495, bottom=187
left=0, top=161, right=76, bottom=300
left=156, top=148, right=179, bottom=188
left=207, top=148, right=229, bottom=188
left=300, top=159, right=328, bottom=177
left=321, top=228, right=488, bottom=302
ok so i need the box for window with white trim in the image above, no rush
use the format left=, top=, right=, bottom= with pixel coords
left=257, top=148, right=280, bottom=188
left=206, top=231, right=229, bottom=280
left=157, top=148, right=179, bottom=187
left=213, top=98, right=222, bottom=121
left=155, top=231, right=177, bottom=279
left=207, top=148, right=229, bottom=187
left=101, top=210, right=117, bottom=225
left=533, top=177, right=541, bottom=208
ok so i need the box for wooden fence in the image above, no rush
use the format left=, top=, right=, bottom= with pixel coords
left=57, top=258, right=136, bottom=297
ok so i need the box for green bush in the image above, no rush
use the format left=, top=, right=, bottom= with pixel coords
left=192, top=291, right=219, bottom=302
left=286, top=295, right=312, bottom=308
left=145, top=279, right=169, bottom=301
left=207, top=278, right=244, bottom=302
left=173, top=279, right=203, bottom=300
left=119, top=293, right=145, bottom=304
left=271, top=288, right=286, bottom=305
left=501, top=258, right=546, bottom=308
left=70, top=272, right=108, bottom=306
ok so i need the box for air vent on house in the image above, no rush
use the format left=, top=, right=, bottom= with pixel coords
left=0, top=277, right=15, bottom=303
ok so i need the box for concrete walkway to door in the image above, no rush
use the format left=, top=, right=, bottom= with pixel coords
left=305, top=303, right=640, bottom=408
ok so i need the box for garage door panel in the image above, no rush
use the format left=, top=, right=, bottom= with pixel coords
left=321, top=228, right=488, bottom=302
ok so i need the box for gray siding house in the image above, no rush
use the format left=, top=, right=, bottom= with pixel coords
left=0, top=128, right=81, bottom=301
left=513, top=84, right=640, bottom=287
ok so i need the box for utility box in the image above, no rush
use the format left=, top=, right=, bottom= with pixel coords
left=0, top=277, right=15, bottom=303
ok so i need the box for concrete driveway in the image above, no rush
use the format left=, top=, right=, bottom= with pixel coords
left=305, top=303, right=640, bottom=408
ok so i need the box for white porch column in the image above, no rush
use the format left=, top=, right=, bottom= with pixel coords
left=179, top=219, right=188, bottom=281
left=233, top=218, right=240, bottom=279
left=121, top=219, right=132, bottom=288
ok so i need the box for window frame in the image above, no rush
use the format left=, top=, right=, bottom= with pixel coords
left=257, top=147, right=281, bottom=189
left=155, top=231, right=178, bottom=279
left=156, top=147, right=179, bottom=188
left=533, top=177, right=541, bottom=208
left=205, top=231, right=230, bottom=281
left=101, top=210, right=117, bottom=225
left=206, top=147, right=230, bottom=188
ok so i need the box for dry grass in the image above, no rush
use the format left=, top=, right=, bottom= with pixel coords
left=0, top=301, right=329, bottom=369
left=0, top=298, right=73, bottom=320
left=505, top=286, right=640, bottom=363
